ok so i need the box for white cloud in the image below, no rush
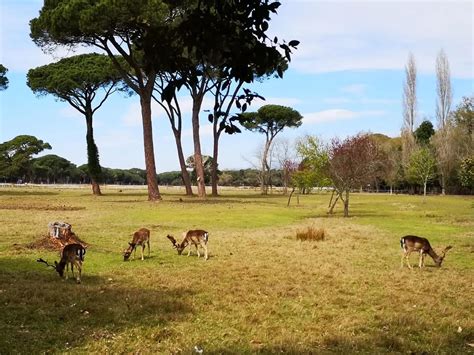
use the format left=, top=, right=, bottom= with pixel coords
left=341, top=84, right=367, bottom=96
left=271, top=1, right=473, bottom=78
left=303, top=109, right=386, bottom=124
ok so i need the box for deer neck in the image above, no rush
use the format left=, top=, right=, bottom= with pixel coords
left=427, top=248, right=442, bottom=264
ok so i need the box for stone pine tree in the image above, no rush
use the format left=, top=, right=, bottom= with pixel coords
left=156, top=1, right=298, bottom=198
left=27, top=54, right=124, bottom=195
left=30, top=0, right=172, bottom=201
left=242, top=105, right=303, bottom=194
left=0, top=135, right=51, bottom=182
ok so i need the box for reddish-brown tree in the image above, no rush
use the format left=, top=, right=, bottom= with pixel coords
left=328, top=134, right=377, bottom=217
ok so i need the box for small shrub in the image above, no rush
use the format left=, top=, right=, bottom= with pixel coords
left=296, top=227, right=326, bottom=241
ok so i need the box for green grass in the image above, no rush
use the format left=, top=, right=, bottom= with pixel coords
left=0, top=186, right=473, bottom=353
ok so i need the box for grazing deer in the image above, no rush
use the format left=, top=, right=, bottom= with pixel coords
left=400, top=235, right=452, bottom=269
left=167, top=230, right=209, bottom=260
left=123, top=228, right=151, bottom=261
left=37, top=244, right=86, bottom=283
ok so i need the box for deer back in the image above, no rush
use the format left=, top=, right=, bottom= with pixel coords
left=132, top=228, right=150, bottom=245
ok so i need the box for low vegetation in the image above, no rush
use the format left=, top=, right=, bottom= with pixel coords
left=0, top=186, right=472, bottom=353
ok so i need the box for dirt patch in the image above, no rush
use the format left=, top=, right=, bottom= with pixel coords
left=25, top=233, right=88, bottom=251
left=0, top=204, right=85, bottom=211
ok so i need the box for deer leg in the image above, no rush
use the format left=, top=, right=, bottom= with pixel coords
left=75, top=261, right=81, bottom=284
left=196, top=243, right=201, bottom=258
left=187, top=245, right=192, bottom=257
left=65, top=263, right=69, bottom=280
left=405, top=252, right=413, bottom=269
left=419, top=252, right=425, bottom=268
left=141, top=244, right=145, bottom=260
left=147, top=241, right=150, bottom=257
left=203, top=244, right=208, bottom=260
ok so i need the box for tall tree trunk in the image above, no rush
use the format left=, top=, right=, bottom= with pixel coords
left=140, top=93, right=161, bottom=201
left=173, top=130, right=193, bottom=196
left=85, top=108, right=102, bottom=196
left=192, top=96, right=206, bottom=198
left=211, top=127, right=220, bottom=197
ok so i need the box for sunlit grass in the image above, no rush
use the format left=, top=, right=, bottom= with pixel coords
left=0, top=186, right=472, bottom=353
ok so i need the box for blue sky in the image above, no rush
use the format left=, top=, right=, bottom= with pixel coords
left=1, top=0, right=473, bottom=172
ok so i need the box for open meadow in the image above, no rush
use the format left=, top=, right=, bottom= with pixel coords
left=0, top=185, right=473, bottom=354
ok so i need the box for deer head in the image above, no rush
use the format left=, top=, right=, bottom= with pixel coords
left=166, top=235, right=188, bottom=255
left=435, top=245, right=453, bottom=267
left=123, top=242, right=136, bottom=261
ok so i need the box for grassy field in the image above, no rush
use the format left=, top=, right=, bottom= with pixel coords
left=0, top=185, right=473, bottom=354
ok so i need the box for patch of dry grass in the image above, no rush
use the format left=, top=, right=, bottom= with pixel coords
left=296, top=226, right=326, bottom=241
left=0, top=186, right=472, bottom=353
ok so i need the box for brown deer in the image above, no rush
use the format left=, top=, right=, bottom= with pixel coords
left=123, top=228, right=151, bottom=261
left=400, top=235, right=452, bottom=269
left=37, top=244, right=86, bottom=283
left=167, top=230, right=209, bottom=260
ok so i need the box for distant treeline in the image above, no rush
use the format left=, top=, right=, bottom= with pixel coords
left=0, top=149, right=278, bottom=187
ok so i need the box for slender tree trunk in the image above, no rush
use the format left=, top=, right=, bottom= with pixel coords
left=287, top=187, right=295, bottom=207
left=85, top=108, right=102, bottom=196
left=211, top=128, right=220, bottom=197
left=423, top=178, right=427, bottom=202
left=344, top=189, right=350, bottom=217
left=140, top=93, right=161, bottom=201
left=328, top=191, right=340, bottom=214
left=261, top=139, right=271, bottom=195
left=192, top=96, right=206, bottom=198
left=172, top=130, right=193, bottom=196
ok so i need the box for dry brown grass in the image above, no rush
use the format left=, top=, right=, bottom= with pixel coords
left=0, top=186, right=472, bottom=353
left=296, top=226, right=326, bottom=241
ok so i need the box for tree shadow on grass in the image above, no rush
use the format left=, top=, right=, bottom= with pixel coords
left=0, top=257, right=194, bottom=353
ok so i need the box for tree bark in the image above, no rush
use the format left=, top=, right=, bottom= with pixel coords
left=211, top=127, right=220, bottom=197
left=140, top=93, right=161, bottom=201
left=260, top=139, right=271, bottom=194
left=173, top=130, right=193, bottom=196
left=343, top=189, right=350, bottom=217
left=287, top=187, right=295, bottom=207
left=85, top=108, right=102, bottom=196
left=192, top=96, right=206, bottom=198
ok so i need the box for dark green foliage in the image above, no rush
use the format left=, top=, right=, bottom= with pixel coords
left=27, top=54, right=124, bottom=99
left=0, top=64, right=8, bottom=90
left=414, top=120, right=435, bottom=145
left=452, top=95, right=473, bottom=138
left=27, top=54, right=124, bottom=187
left=242, top=105, right=303, bottom=134
left=157, top=171, right=184, bottom=186
left=31, top=155, right=83, bottom=183
left=0, top=135, right=52, bottom=182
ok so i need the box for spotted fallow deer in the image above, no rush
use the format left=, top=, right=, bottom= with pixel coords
left=400, top=235, right=452, bottom=269
left=55, top=243, right=86, bottom=283
left=167, top=230, right=209, bottom=260
left=123, top=228, right=151, bottom=261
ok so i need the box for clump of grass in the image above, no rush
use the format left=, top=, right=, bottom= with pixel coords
left=296, top=226, right=326, bottom=241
